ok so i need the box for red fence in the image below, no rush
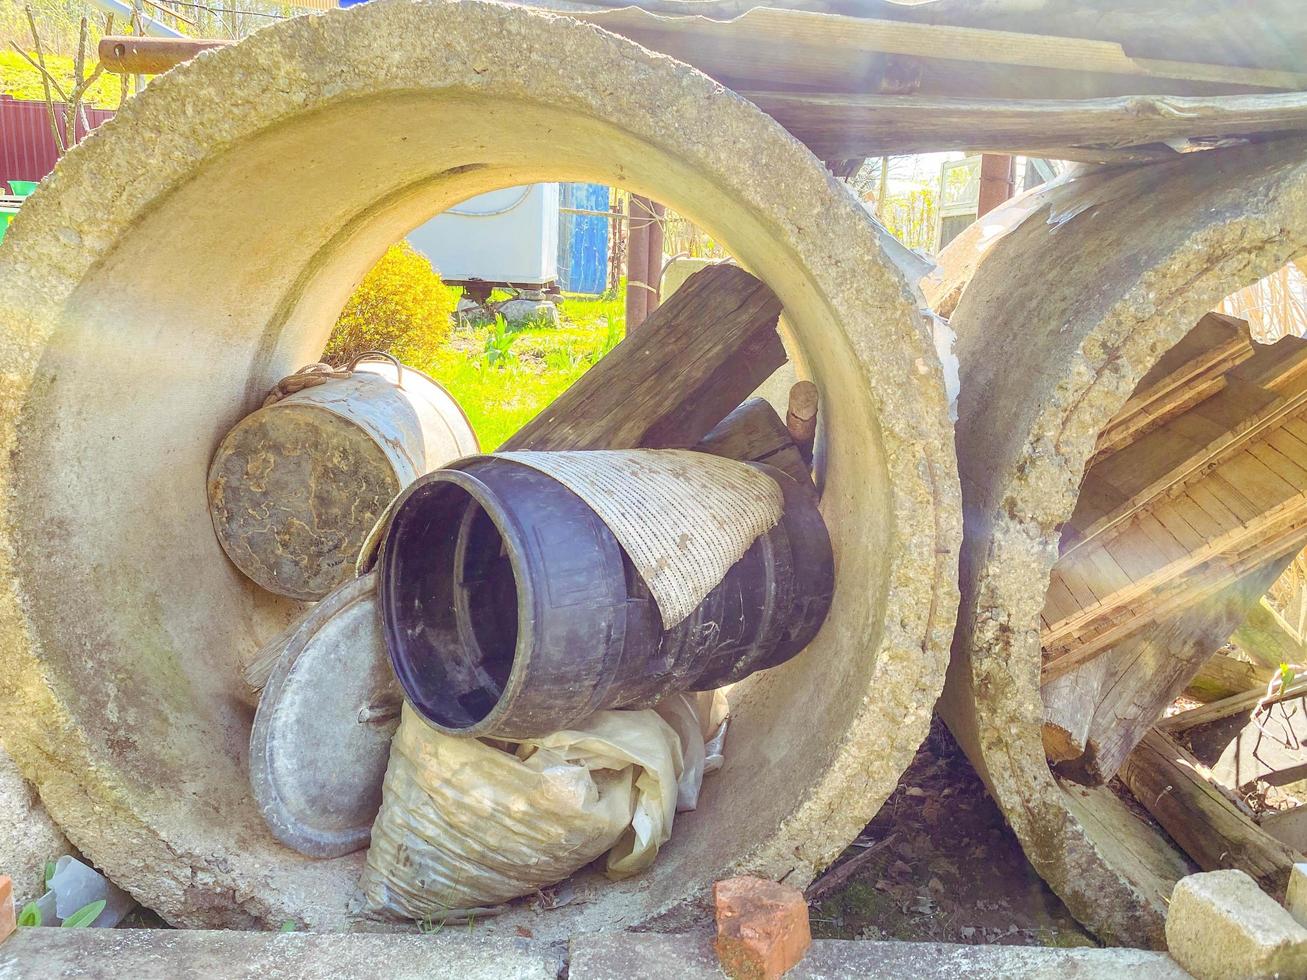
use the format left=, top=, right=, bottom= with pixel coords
left=0, top=95, right=115, bottom=189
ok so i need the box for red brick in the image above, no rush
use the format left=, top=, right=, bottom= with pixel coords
left=0, top=875, right=13, bottom=945
left=713, top=875, right=812, bottom=980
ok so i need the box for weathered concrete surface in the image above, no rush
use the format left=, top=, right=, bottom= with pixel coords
left=0, top=928, right=565, bottom=979
left=936, top=139, right=1307, bottom=946
left=1166, top=870, right=1307, bottom=980
left=0, top=0, right=959, bottom=932
left=0, top=748, right=70, bottom=905
left=567, top=933, right=1192, bottom=978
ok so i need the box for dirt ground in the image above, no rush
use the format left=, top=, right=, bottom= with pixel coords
left=807, top=717, right=1098, bottom=948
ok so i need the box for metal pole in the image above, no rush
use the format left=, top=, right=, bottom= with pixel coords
left=977, top=153, right=1016, bottom=217
left=625, top=194, right=651, bottom=330
left=645, top=200, right=665, bottom=316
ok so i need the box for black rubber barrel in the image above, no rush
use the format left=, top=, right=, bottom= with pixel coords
left=377, top=454, right=834, bottom=738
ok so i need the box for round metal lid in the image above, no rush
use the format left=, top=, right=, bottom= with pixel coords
left=249, top=572, right=401, bottom=858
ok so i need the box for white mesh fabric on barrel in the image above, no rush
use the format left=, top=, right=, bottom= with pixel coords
left=497, top=449, right=784, bottom=629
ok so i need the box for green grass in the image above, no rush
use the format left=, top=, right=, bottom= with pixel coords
left=0, top=49, right=126, bottom=108
left=412, top=292, right=625, bottom=451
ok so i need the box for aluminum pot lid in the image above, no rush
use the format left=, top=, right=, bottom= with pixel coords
left=249, top=571, right=401, bottom=858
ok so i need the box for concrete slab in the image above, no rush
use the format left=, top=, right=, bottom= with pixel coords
left=1166, top=870, right=1307, bottom=980
left=0, top=928, right=565, bottom=980
left=567, top=933, right=1192, bottom=979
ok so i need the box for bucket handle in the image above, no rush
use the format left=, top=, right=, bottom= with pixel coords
left=349, top=350, right=405, bottom=388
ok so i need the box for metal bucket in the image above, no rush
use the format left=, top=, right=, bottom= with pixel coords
left=208, top=353, right=478, bottom=600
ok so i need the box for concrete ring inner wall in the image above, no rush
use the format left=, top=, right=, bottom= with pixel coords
left=0, top=0, right=960, bottom=932
left=936, top=139, right=1307, bottom=947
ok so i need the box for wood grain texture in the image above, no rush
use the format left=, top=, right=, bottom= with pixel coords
left=505, top=264, right=784, bottom=452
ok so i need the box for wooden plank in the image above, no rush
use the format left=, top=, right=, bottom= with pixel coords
left=1119, top=728, right=1303, bottom=900
left=507, top=265, right=784, bottom=451
left=1249, top=439, right=1307, bottom=489
left=1057, top=560, right=1102, bottom=609
left=1187, top=481, right=1248, bottom=533
left=1042, top=575, right=1080, bottom=626
left=1159, top=686, right=1307, bottom=734
left=1145, top=502, right=1204, bottom=554
left=1169, top=490, right=1227, bottom=541
left=742, top=90, right=1307, bottom=162
left=1043, top=655, right=1106, bottom=764
left=1047, top=498, right=1307, bottom=652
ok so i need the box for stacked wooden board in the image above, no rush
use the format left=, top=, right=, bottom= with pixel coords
left=1041, top=312, right=1307, bottom=779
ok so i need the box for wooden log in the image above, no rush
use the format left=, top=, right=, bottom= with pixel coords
left=645, top=200, right=665, bottom=315
left=573, top=4, right=1307, bottom=102
left=784, top=381, right=818, bottom=464
left=695, top=397, right=811, bottom=487
left=977, top=153, right=1015, bottom=217
left=1184, top=652, right=1275, bottom=704
left=1119, top=728, right=1303, bottom=900
left=625, top=195, right=651, bottom=330
left=507, top=264, right=785, bottom=451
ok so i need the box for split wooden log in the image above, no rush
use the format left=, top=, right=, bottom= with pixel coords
left=1184, top=652, right=1275, bottom=704
left=1041, top=657, right=1107, bottom=764
left=1119, top=728, right=1303, bottom=900
left=695, top=397, right=811, bottom=487
left=506, top=264, right=785, bottom=451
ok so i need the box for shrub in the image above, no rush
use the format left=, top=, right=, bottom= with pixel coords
left=323, top=242, right=454, bottom=365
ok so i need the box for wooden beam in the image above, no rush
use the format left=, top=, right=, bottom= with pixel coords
left=744, top=91, right=1307, bottom=162
left=695, top=397, right=810, bottom=487
left=1119, top=728, right=1303, bottom=900
left=1054, top=555, right=1294, bottom=784
left=1042, top=656, right=1107, bottom=764
left=1185, top=652, right=1275, bottom=704
left=506, top=264, right=785, bottom=451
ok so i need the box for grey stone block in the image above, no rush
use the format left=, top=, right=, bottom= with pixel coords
left=1166, top=870, right=1307, bottom=980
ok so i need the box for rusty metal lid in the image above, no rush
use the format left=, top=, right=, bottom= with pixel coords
left=249, top=572, right=401, bottom=858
